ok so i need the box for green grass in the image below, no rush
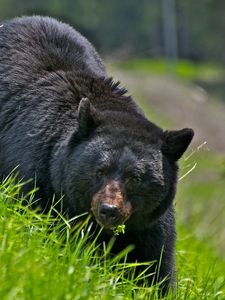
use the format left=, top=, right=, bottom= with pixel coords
left=177, top=148, right=225, bottom=254
left=176, top=225, right=225, bottom=299
left=0, top=173, right=225, bottom=299
left=115, top=59, right=225, bottom=81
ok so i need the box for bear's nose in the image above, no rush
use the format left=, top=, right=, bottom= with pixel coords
left=99, top=204, right=119, bottom=224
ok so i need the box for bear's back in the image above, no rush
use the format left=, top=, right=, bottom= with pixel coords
left=0, top=16, right=105, bottom=93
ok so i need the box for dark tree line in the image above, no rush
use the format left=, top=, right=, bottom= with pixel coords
left=0, top=0, right=225, bottom=63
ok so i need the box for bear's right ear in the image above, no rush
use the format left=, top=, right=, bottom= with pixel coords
left=162, top=128, right=194, bottom=161
left=77, top=98, right=102, bottom=137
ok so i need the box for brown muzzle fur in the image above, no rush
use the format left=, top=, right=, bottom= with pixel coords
left=91, top=180, right=132, bottom=229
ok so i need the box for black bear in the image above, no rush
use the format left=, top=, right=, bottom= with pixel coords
left=0, top=16, right=194, bottom=294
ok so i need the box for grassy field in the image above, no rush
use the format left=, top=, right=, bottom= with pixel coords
left=0, top=175, right=225, bottom=300
left=1, top=61, right=225, bottom=299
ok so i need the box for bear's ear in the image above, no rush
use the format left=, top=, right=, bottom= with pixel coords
left=162, top=128, right=194, bottom=161
left=77, top=98, right=102, bottom=137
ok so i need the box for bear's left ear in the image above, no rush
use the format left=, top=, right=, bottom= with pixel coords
left=67, top=98, right=102, bottom=149
left=77, top=98, right=102, bottom=137
left=162, top=128, right=194, bottom=161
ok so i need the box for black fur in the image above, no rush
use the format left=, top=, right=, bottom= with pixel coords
left=0, top=16, right=194, bottom=294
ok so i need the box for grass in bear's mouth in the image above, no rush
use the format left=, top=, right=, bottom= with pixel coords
left=113, top=224, right=126, bottom=235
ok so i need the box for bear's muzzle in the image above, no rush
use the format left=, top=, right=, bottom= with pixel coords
left=91, top=180, right=132, bottom=229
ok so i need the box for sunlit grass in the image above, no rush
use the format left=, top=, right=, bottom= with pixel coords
left=0, top=176, right=161, bottom=300
left=0, top=174, right=225, bottom=299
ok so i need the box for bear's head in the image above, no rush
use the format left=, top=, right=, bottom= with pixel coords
left=53, top=98, right=194, bottom=231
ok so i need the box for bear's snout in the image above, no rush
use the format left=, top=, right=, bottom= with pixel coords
left=99, top=204, right=120, bottom=227
left=91, top=180, right=132, bottom=229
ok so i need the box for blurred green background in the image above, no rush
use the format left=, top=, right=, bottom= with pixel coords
left=0, top=1, right=225, bottom=298
left=1, top=0, right=225, bottom=64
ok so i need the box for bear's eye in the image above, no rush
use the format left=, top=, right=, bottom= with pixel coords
left=96, top=168, right=106, bottom=178
left=123, top=170, right=140, bottom=184
left=130, top=175, right=141, bottom=184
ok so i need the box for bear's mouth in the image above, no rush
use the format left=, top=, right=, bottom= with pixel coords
left=93, top=215, right=122, bottom=230
left=94, top=217, right=126, bottom=235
